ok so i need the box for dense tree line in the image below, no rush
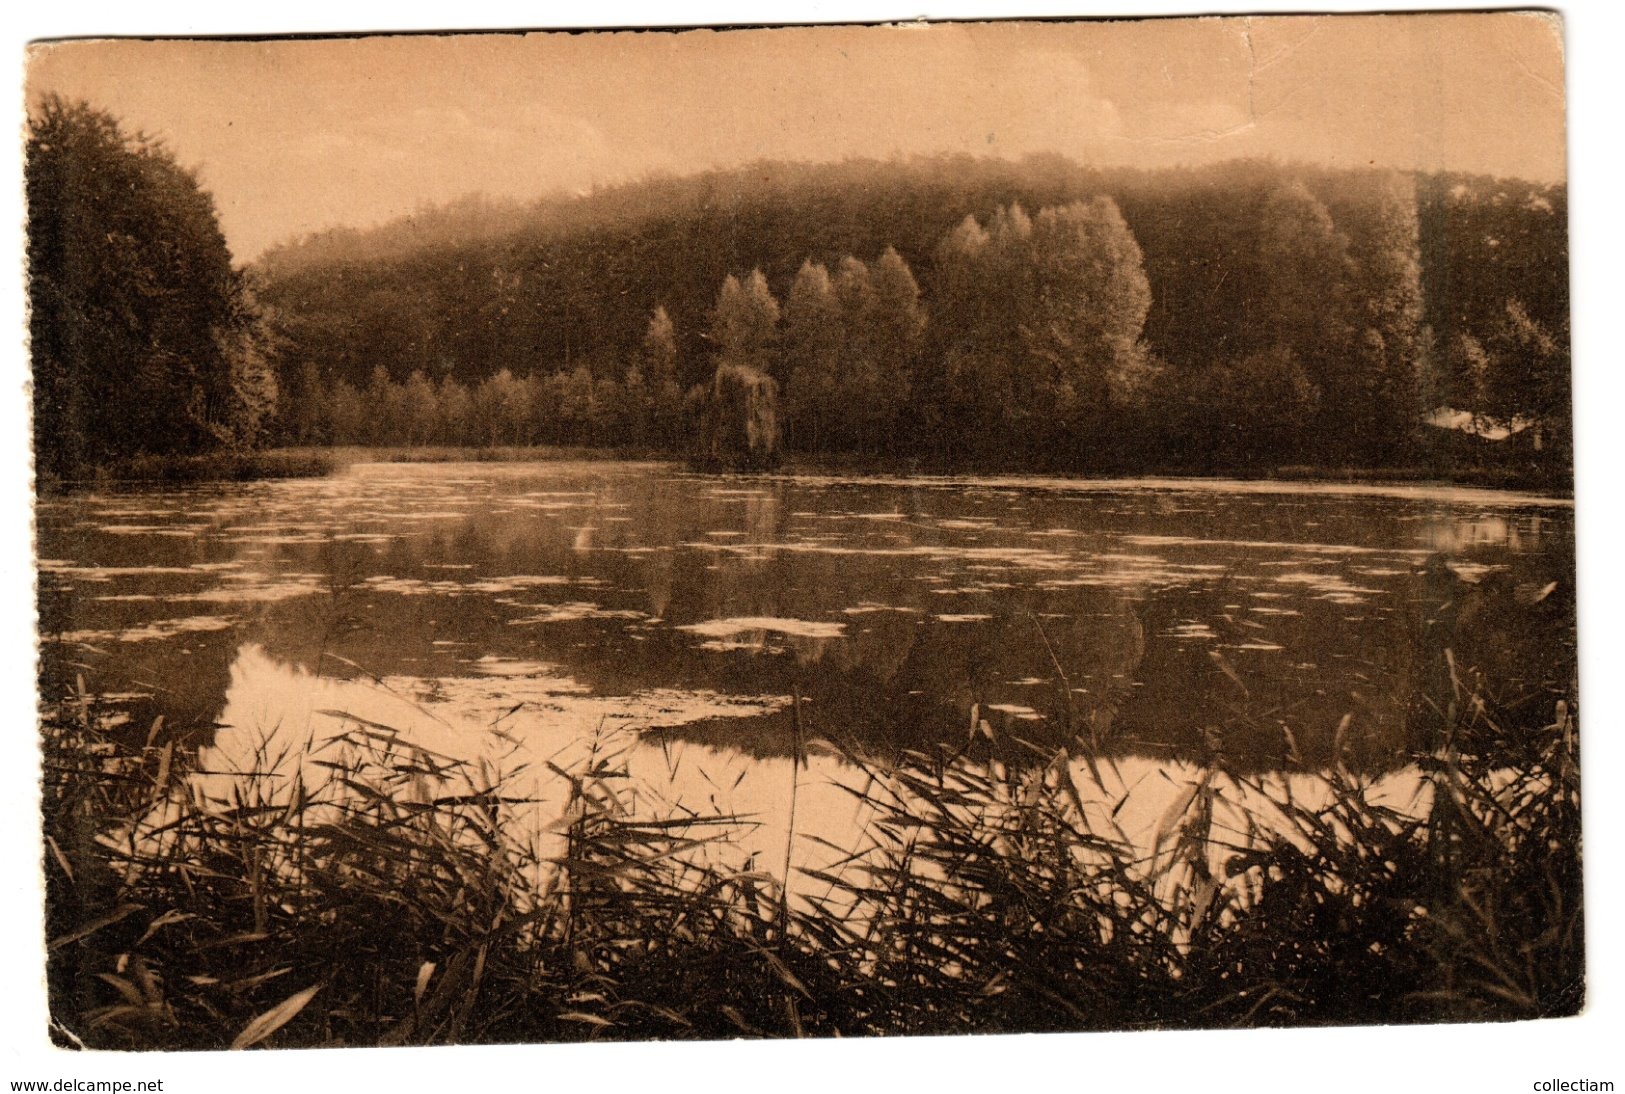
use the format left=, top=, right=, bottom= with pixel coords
left=258, top=154, right=1568, bottom=475
left=279, top=355, right=693, bottom=450
left=27, top=98, right=276, bottom=478
left=27, top=95, right=1565, bottom=478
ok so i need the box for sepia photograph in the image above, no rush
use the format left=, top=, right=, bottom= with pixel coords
left=7, top=0, right=1611, bottom=1080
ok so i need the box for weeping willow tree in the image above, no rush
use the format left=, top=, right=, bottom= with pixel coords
left=695, top=270, right=783, bottom=470
left=698, top=362, right=782, bottom=471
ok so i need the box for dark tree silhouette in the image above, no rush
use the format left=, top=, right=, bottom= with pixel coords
left=27, top=96, right=274, bottom=476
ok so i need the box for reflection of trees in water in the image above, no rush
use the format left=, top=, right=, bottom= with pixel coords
left=37, top=469, right=1577, bottom=779
left=742, top=488, right=783, bottom=547
left=38, top=631, right=236, bottom=753
left=640, top=551, right=674, bottom=621
left=1414, top=512, right=1538, bottom=553
left=1106, top=549, right=1578, bottom=771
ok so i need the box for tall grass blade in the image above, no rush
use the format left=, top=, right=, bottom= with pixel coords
left=229, top=983, right=323, bottom=1050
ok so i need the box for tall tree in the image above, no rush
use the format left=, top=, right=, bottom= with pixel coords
left=928, top=207, right=1026, bottom=452
left=212, top=270, right=281, bottom=447
left=933, top=198, right=1152, bottom=458
left=278, top=360, right=327, bottom=444
left=363, top=364, right=399, bottom=445
left=781, top=261, right=843, bottom=451
left=833, top=257, right=888, bottom=450
left=701, top=270, right=782, bottom=468
left=1020, top=197, right=1154, bottom=433
left=641, top=305, right=685, bottom=448
left=1257, top=182, right=1351, bottom=395
left=870, top=247, right=928, bottom=370
left=27, top=96, right=273, bottom=475
left=436, top=375, right=474, bottom=444
left=1344, top=172, right=1426, bottom=460
left=324, top=379, right=368, bottom=444
left=398, top=370, right=438, bottom=446
left=1473, top=299, right=1571, bottom=456
left=642, top=305, right=679, bottom=390
left=709, top=270, right=780, bottom=376
left=868, top=247, right=928, bottom=448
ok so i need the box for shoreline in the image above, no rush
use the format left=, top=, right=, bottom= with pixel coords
left=34, top=444, right=1574, bottom=500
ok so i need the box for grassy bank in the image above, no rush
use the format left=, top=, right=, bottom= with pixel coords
left=41, top=654, right=1581, bottom=1049
left=305, top=444, right=1570, bottom=497
left=275, top=444, right=665, bottom=467
left=307, top=441, right=1569, bottom=495
left=31, top=441, right=1570, bottom=498
left=779, top=451, right=1571, bottom=495
left=34, top=445, right=656, bottom=494
left=38, top=450, right=340, bottom=494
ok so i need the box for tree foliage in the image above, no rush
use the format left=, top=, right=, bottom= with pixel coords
left=710, top=271, right=780, bottom=375
left=699, top=270, right=783, bottom=469
left=781, top=260, right=843, bottom=451
left=924, top=197, right=1155, bottom=457
left=253, top=153, right=1564, bottom=482
left=27, top=96, right=274, bottom=475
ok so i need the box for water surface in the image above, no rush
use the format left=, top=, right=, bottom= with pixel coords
left=38, top=461, right=1575, bottom=780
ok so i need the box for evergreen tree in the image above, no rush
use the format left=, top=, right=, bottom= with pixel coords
left=212, top=270, right=281, bottom=448
left=279, top=361, right=327, bottom=444
left=437, top=375, right=474, bottom=444
left=871, top=247, right=928, bottom=373
left=620, top=363, right=654, bottom=444
left=869, top=246, right=928, bottom=448
left=364, top=365, right=400, bottom=445
left=398, top=370, right=438, bottom=445
left=642, top=306, right=679, bottom=390
left=470, top=371, right=511, bottom=445
left=556, top=365, right=601, bottom=445
left=324, top=379, right=368, bottom=444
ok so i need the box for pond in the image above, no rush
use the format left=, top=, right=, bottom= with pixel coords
left=38, top=461, right=1575, bottom=760
left=34, top=458, right=1573, bottom=877
left=37, top=460, right=1575, bottom=860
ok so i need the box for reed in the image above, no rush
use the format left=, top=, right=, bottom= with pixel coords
left=38, top=450, right=339, bottom=494
left=40, top=651, right=1581, bottom=1048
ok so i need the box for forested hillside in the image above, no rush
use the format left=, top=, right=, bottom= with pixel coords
left=256, top=153, right=1568, bottom=474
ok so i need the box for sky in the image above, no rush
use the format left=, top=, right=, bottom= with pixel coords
left=26, top=13, right=1568, bottom=265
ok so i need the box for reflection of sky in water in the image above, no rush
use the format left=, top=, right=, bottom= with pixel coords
left=37, top=462, right=1575, bottom=773
left=185, top=643, right=1437, bottom=905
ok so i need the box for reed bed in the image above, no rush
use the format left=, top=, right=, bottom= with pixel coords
left=38, top=450, right=339, bottom=494
left=40, top=657, right=1580, bottom=1049
left=275, top=445, right=662, bottom=466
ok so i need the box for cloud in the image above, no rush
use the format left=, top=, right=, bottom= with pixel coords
left=26, top=17, right=1565, bottom=259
